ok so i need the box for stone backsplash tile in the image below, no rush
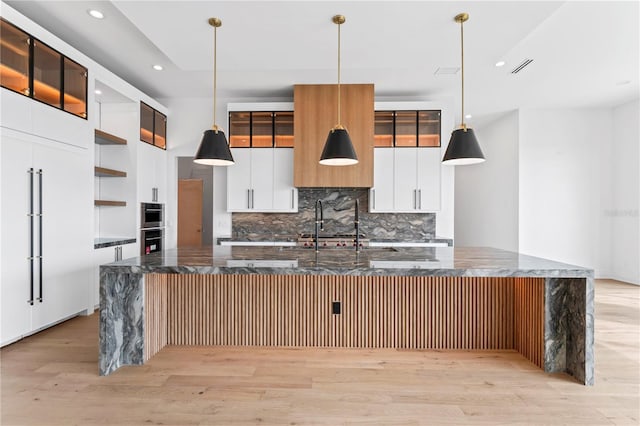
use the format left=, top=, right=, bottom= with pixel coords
left=231, top=188, right=435, bottom=240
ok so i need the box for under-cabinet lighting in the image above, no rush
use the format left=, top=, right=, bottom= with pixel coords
left=88, top=10, right=104, bottom=19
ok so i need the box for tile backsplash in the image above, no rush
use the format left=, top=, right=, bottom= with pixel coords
left=231, top=188, right=435, bottom=240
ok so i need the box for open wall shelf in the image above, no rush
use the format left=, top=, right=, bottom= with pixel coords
left=95, top=166, right=126, bottom=178
left=95, top=129, right=127, bottom=145
left=95, top=200, right=127, bottom=207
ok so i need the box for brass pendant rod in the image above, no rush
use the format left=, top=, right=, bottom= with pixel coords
left=213, top=23, right=217, bottom=129
left=337, top=19, right=341, bottom=126
left=460, top=18, right=465, bottom=130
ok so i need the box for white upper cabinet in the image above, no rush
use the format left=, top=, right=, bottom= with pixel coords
left=227, top=148, right=297, bottom=212
left=370, top=147, right=441, bottom=213
left=137, top=141, right=167, bottom=203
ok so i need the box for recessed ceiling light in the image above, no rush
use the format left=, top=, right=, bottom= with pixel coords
left=88, top=10, right=104, bottom=19
left=94, top=89, right=102, bottom=95
left=495, top=61, right=505, bottom=67
left=465, top=114, right=472, bottom=119
left=153, top=64, right=163, bottom=71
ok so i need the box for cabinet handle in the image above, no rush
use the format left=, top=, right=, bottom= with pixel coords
left=37, top=169, right=43, bottom=303
left=27, top=168, right=35, bottom=306
left=251, top=189, right=255, bottom=209
left=413, top=189, right=416, bottom=209
left=291, top=189, right=295, bottom=209
left=418, top=189, right=422, bottom=210
left=247, top=189, right=251, bottom=209
left=372, top=189, right=376, bottom=210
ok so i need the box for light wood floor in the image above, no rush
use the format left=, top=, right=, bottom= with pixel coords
left=1, top=279, right=638, bottom=425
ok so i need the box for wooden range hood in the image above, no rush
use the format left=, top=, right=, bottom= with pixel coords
left=293, top=84, right=374, bottom=188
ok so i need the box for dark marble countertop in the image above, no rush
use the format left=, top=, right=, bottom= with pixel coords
left=216, top=236, right=453, bottom=246
left=101, top=246, right=592, bottom=278
left=94, top=237, right=137, bottom=249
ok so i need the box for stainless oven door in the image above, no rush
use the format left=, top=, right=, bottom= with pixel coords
left=141, top=203, right=164, bottom=228
left=141, top=228, right=164, bottom=255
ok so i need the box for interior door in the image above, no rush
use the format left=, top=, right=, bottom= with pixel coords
left=178, top=179, right=203, bottom=247
left=32, top=141, right=91, bottom=330
left=0, top=136, right=33, bottom=345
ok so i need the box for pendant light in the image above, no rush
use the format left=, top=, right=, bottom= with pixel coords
left=319, top=15, right=358, bottom=166
left=442, top=13, right=485, bottom=166
left=194, top=17, right=234, bottom=166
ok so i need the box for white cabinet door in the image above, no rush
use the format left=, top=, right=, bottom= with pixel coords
left=138, top=142, right=166, bottom=203
left=273, top=149, right=297, bottom=212
left=0, top=136, right=34, bottom=346
left=370, top=148, right=395, bottom=212
left=394, top=148, right=419, bottom=212
left=137, top=142, right=156, bottom=203
left=250, top=149, right=274, bottom=211
left=1, top=135, right=91, bottom=345
left=32, top=142, right=91, bottom=329
left=154, top=147, right=167, bottom=203
left=416, top=148, right=441, bottom=212
left=227, top=149, right=252, bottom=211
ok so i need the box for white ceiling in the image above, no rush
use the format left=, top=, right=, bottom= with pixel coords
left=5, top=1, right=639, bottom=125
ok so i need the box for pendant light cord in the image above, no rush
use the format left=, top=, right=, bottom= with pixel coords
left=337, top=20, right=341, bottom=126
left=213, top=23, right=218, bottom=129
left=460, top=19, right=465, bottom=130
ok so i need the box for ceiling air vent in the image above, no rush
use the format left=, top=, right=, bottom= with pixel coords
left=511, top=59, right=533, bottom=74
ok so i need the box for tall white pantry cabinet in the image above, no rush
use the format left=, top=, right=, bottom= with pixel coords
left=1, top=100, right=93, bottom=346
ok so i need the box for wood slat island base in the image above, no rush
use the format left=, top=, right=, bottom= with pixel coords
left=144, top=275, right=544, bottom=369
left=99, top=246, right=593, bottom=384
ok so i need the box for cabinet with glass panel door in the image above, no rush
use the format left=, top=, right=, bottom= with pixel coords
left=226, top=110, right=297, bottom=212
left=0, top=18, right=87, bottom=119
left=370, top=110, right=442, bottom=213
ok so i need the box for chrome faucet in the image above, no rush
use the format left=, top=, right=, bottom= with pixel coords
left=354, top=199, right=360, bottom=252
left=315, top=200, right=324, bottom=252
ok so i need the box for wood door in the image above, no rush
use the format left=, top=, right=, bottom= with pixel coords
left=178, top=179, right=203, bottom=247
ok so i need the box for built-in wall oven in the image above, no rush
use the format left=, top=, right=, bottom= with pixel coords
left=141, top=203, right=164, bottom=255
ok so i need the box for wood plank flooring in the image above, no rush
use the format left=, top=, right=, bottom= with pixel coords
left=1, top=279, right=638, bottom=425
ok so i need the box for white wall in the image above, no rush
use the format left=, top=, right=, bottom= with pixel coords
left=518, top=108, right=611, bottom=272
left=455, top=111, right=519, bottom=251
left=608, top=100, right=639, bottom=284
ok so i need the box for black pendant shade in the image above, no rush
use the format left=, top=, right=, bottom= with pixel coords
left=442, top=127, right=485, bottom=166
left=193, top=129, right=235, bottom=166
left=319, top=128, right=358, bottom=166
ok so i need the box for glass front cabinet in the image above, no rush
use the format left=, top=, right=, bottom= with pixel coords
left=0, top=18, right=87, bottom=119
left=140, top=102, right=167, bottom=149
left=226, top=109, right=297, bottom=212
left=370, top=109, right=442, bottom=213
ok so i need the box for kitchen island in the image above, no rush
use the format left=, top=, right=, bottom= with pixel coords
left=99, top=246, right=594, bottom=385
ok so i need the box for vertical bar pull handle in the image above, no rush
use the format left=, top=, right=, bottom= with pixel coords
left=291, top=189, right=294, bottom=209
left=247, top=189, right=251, bottom=209
left=37, top=169, right=43, bottom=303
left=372, top=189, right=376, bottom=210
left=251, top=189, right=254, bottom=209
left=418, top=189, right=422, bottom=210
left=27, top=168, right=34, bottom=306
